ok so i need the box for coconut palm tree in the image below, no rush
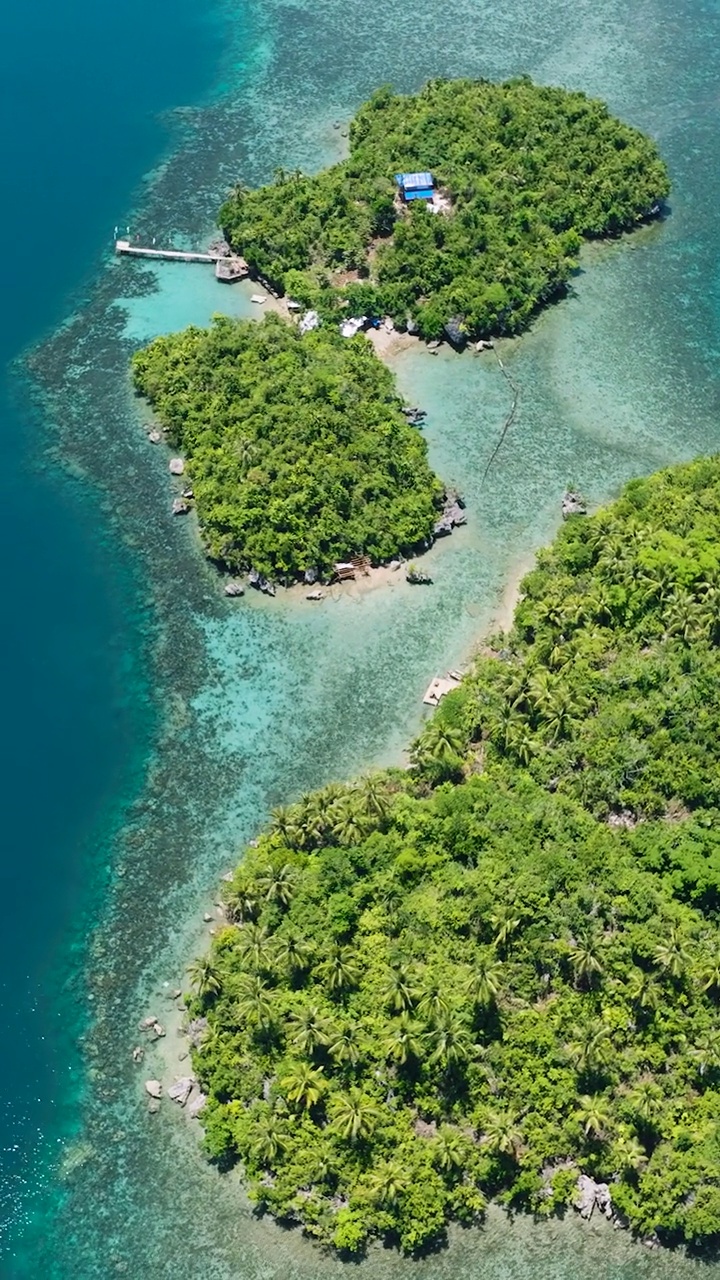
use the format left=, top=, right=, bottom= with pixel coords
left=428, top=1012, right=473, bottom=1068
left=356, top=773, right=391, bottom=825
left=319, top=946, right=361, bottom=996
left=186, top=956, right=222, bottom=1000
left=238, top=924, right=275, bottom=974
left=327, top=1022, right=364, bottom=1068
left=249, top=1113, right=284, bottom=1165
left=575, top=1093, right=612, bottom=1140
left=256, top=862, right=296, bottom=909
left=280, top=1062, right=326, bottom=1111
left=367, top=1159, right=406, bottom=1205
left=383, top=1013, right=425, bottom=1066
left=612, top=1130, right=647, bottom=1176
left=412, top=722, right=465, bottom=773
left=490, top=905, right=521, bottom=949
left=225, top=876, right=260, bottom=924
left=269, top=804, right=302, bottom=849
left=654, top=926, right=691, bottom=980
left=381, top=964, right=419, bottom=1013
left=273, top=932, right=313, bottom=978
left=565, top=1021, right=613, bottom=1079
left=507, top=722, right=536, bottom=766
left=627, top=1079, right=664, bottom=1128
left=432, top=1125, right=466, bottom=1172
left=568, top=936, right=604, bottom=989
left=690, top=1031, right=720, bottom=1078
left=328, top=1088, right=383, bottom=1143
left=288, top=1004, right=331, bottom=1056
left=627, top=968, right=662, bottom=1013
left=235, top=975, right=275, bottom=1032
left=466, top=955, right=503, bottom=1008
left=698, top=949, right=720, bottom=995
left=481, top=1110, right=523, bottom=1158
left=330, top=795, right=368, bottom=846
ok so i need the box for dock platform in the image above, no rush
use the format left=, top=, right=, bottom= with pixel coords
left=115, top=240, right=248, bottom=280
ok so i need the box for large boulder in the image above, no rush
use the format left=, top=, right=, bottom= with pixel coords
left=168, top=1076, right=195, bottom=1106
left=443, top=316, right=467, bottom=349
left=144, top=1080, right=162, bottom=1100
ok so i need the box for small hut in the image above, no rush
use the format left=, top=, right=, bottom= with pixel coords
left=395, top=171, right=435, bottom=203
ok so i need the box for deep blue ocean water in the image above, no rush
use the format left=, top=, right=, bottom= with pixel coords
left=0, top=0, right=225, bottom=1260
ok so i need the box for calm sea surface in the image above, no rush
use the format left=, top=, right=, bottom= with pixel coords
left=3, top=0, right=720, bottom=1275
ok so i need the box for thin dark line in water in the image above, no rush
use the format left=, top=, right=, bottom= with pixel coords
left=481, top=351, right=520, bottom=487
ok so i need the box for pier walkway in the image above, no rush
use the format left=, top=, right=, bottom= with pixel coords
left=115, top=240, right=248, bottom=280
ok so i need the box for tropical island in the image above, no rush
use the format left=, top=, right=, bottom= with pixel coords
left=220, top=76, right=670, bottom=342
left=132, top=314, right=444, bottom=581
left=185, top=455, right=720, bottom=1256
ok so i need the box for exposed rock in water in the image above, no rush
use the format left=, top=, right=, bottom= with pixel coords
left=562, top=490, right=587, bottom=519
left=168, top=1077, right=195, bottom=1106
left=172, top=497, right=190, bottom=516
left=151, top=1021, right=166, bottom=1039
left=132, top=1046, right=144, bottom=1065
left=248, top=569, right=276, bottom=597
left=306, top=589, right=324, bottom=601
left=169, top=458, right=185, bottom=476
left=443, top=316, right=467, bottom=349
left=144, top=1080, right=162, bottom=1100
left=188, top=1092, right=207, bottom=1119
left=224, top=580, right=245, bottom=597
left=138, top=1015, right=159, bottom=1031
left=406, top=565, right=433, bottom=585
left=147, top=429, right=162, bottom=444
left=303, top=566, right=319, bottom=585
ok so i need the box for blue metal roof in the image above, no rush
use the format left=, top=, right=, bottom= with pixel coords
left=405, top=188, right=434, bottom=201
left=395, top=171, right=434, bottom=190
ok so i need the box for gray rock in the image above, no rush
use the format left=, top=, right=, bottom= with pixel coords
left=562, top=490, right=587, bottom=519
left=169, top=458, right=185, bottom=476
left=224, top=581, right=245, bottom=598
left=132, top=1046, right=144, bottom=1065
left=186, top=1017, right=208, bottom=1047
left=148, top=1099, right=161, bottom=1115
left=138, top=1015, right=159, bottom=1031
left=168, top=1076, right=195, bottom=1106
left=574, top=1174, right=612, bottom=1220
left=172, top=498, right=190, bottom=516
left=147, top=430, right=162, bottom=444
left=303, top=566, right=319, bottom=585
left=151, top=1021, right=166, bottom=1039
left=188, top=1092, right=207, bottom=1119
left=144, top=1079, right=162, bottom=1100
left=443, top=316, right=467, bottom=349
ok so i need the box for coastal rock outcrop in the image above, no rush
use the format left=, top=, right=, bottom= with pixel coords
left=562, top=490, right=587, bottom=519
left=169, top=458, right=185, bottom=476
left=168, top=1077, right=195, bottom=1106
left=574, top=1174, right=612, bottom=1220
left=172, top=497, right=190, bottom=516
left=186, top=1017, right=208, bottom=1047
left=248, top=569, right=276, bottom=597
left=188, top=1092, right=207, bottom=1119
left=224, top=580, right=245, bottom=597
left=144, top=1080, right=162, bottom=1100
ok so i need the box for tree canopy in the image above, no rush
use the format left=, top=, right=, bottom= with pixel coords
left=187, top=456, right=720, bottom=1256
left=219, top=77, right=670, bottom=340
left=132, top=313, right=443, bottom=580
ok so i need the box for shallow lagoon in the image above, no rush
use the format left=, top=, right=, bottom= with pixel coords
left=10, top=0, right=720, bottom=1273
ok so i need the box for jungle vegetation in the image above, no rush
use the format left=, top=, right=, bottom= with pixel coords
left=132, top=313, right=443, bottom=580
left=219, top=77, right=670, bottom=341
left=186, top=456, right=720, bottom=1256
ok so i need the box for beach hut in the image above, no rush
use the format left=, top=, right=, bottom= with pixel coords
left=395, top=171, right=435, bottom=202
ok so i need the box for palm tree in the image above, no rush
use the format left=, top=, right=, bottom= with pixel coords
left=288, top=1004, right=331, bottom=1057
left=432, top=1125, right=466, bottom=1173
left=466, top=955, right=503, bottom=1008
left=273, top=932, right=313, bottom=978
left=627, top=968, right=662, bottom=1013
left=411, top=722, right=465, bottom=774
left=367, top=1159, right=406, bottom=1205
left=296, top=793, right=330, bottom=848
left=575, top=1093, right=612, bottom=1140
left=490, top=905, right=521, bottom=949
left=235, top=975, right=275, bottom=1032
left=225, top=876, right=260, bottom=924
left=507, top=722, right=536, bottom=766
left=249, top=1113, right=284, bottom=1165
left=381, top=964, right=418, bottom=1013
left=612, top=1130, right=647, bottom=1176
left=698, top=949, right=720, bottom=995
left=481, top=1110, right=523, bottom=1158
left=627, top=1079, right=664, bottom=1129
left=319, top=946, right=361, bottom=995
left=328, top=1088, right=383, bottom=1143
left=654, top=926, right=691, bottom=980
left=330, top=795, right=368, bottom=846
left=663, top=590, right=707, bottom=644
left=280, top=1062, right=326, bottom=1111
left=356, top=774, right=391, bottom=826
left=256, top=863, right=296, bottom=909
left=327, top=1022, right=363, bottom=1067
left=238, top=924, right=275, bottom=974
left=568, top=936, right=604, bottom=989
left=186, top=956, right=222, bottom=1000
left=690, top=1031, right=720, bottom=1078
left=269, top=804, right=302, bottom=849
left=428, top=1012, right=473, bottom=1068
left=383, top=1013, right=425, bottom=1066
left=566, top=1021, right=613, bottom=1079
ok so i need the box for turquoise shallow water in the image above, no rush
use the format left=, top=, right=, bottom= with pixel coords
left=7, top=0, right=720, bottom=1274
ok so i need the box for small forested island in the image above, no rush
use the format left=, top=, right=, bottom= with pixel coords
left=132, top=314, right=443, bottom=579
left=220, top=77, right=670, bottom=341
left=187, top=456, right=720, bottom=1255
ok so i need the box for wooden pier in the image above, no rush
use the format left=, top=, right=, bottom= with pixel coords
left=115, top=240, right=248, bottom=280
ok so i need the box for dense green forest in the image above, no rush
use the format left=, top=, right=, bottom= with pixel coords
left=220, top=77, right=670, bottom=341
left=186, top=456, right=720, bottom=1256
left=132, top=314, right=443, bottom=580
